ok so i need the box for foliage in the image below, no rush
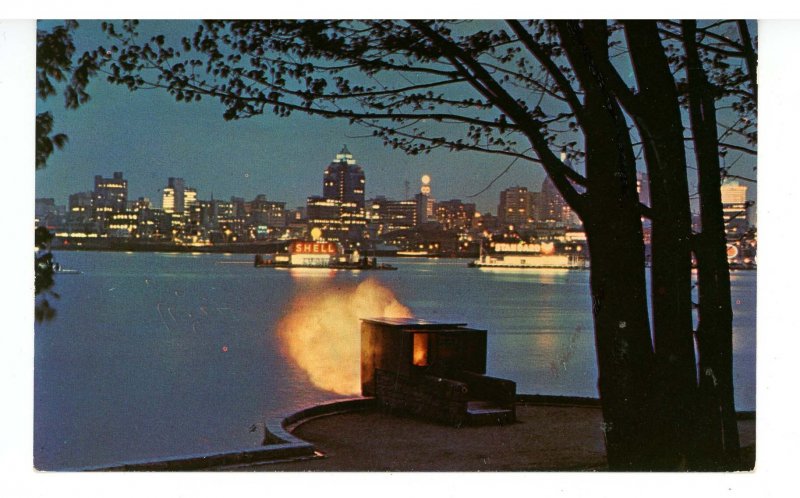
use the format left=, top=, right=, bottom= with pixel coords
left=35, top=226, right=58, bottom=322
left=36, top=20, right=99, bottom=169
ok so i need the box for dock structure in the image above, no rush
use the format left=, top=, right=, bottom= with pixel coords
left=360, top=318, right=516, bottom=426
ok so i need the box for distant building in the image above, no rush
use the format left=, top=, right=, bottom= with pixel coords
left=230, top=196, right=247, bottom=219
left=92, top=172, right=128, bottom=231
left=162, top=177, right=194, bottom=214
left=306, top=196, right=346, bottom=241
left=721, top=181, right=750, bottom=239
left=324, top=145, right=366, bottom=210
left=130, top=197, right=151, bottom=211
left=68, top=192, right=93, bottom=221
left=384, top=199, right=419, bottom=233
left=107, top=210, right=138, bottom=238
left=249, top=195, right=287, bottom=230
left=435, top=199, right=476, bottom=232
left=35, top=198, right=55, bottom=218
left=311, top=146, right=368, bottom=241
left=538, top=177, right=579, bottom=228
left=414, top=174, right=435, bottom=225
left=498, top=186, right=533, bottom=229
left=129, top=199, right=168, bottom=240
left=64, top=191, right=96, bottom=234
left=35, top=198, right=62, bottom=228
left=185, top=187, right=198, bottom=212
left=287, top=207, right=306, bottom=223
left=472, top=212, right=499, bottom=233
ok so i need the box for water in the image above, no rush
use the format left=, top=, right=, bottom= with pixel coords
left=34, top=251, right=756, bottom=470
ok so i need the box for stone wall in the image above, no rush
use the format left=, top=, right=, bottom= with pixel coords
left=375, top=369, right=471, bottom=426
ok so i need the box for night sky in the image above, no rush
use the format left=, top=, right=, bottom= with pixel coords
left=35, top=20, right=757, bottom=215
left=35, top=20, right=553, bottom=214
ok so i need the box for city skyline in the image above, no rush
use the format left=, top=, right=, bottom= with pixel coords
left=37, top=151, right=561, bottom=217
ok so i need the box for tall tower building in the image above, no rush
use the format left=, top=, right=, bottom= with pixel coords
left=311, top=146, right=367, bottom=241
left=323, top=145, right=366, bottom=209
left=414, top=174, right=435, bottom=225
left=92, top=172, right=128, bottom=230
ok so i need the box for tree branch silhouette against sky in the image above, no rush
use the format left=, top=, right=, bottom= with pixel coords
left=35, top=19, right=756, bottom=217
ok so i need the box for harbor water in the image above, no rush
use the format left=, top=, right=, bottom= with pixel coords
left=34, top=251, right=756, bottom=470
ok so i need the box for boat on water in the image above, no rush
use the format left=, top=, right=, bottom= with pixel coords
left=468, top=241, right=588, bottom=270
left=51, top=262, right=81, bottom=274
left=254, top=240, right=397, bottom=270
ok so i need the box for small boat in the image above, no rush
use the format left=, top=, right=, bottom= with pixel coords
left=255, top=240, right=397, bottom=271
left=52, top=263, right=81, bottom=274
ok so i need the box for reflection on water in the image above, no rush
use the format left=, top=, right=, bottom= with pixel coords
left=286, top=267, right=339, bottom=279
left=476, top=266, right=572, bottom=284
left=34, top=252, right=755, bottom=470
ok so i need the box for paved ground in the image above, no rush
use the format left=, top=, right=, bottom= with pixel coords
left=239, top=404, right=755, bottom=472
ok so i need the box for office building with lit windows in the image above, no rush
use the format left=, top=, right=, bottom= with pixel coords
left=92, top=172, right=128, bottom=230
left=323, top=146, right=366, bottom=210
left=313, top=146, right=368, bottom=241
left=162, top=177, right=197, bottom=214
left=498, top=186, right=533, bottom=229
left=306, top=196, right=347, bottom=241
left=721, top=181, right=750, bottom=239
left=435, top=199, right=476, bottom=232
left=249, top=195, right=287, bottom=229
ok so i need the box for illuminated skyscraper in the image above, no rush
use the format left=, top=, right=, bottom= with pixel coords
left=92, top=172, right=128, bottom=230
left=323, top=145, right=366, bottom=209
left=315, top=146, right=367, bottom=241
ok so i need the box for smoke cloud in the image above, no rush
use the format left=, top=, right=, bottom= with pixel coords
left=278, top=278, right=411, bottom=395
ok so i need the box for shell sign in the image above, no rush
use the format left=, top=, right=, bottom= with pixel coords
left=291, top=241, right=338, bottom=255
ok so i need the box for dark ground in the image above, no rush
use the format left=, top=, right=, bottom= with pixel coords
left=236, top=404, right=755, bottom=472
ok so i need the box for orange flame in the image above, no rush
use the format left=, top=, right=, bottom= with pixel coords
left=277, top=278, right=412, bottom=395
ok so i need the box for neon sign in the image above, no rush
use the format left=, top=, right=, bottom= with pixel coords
left=291, top=242, right=338, bottom=255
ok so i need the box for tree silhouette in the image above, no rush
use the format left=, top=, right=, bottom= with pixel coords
left=35, top=21, right=100, bottom=320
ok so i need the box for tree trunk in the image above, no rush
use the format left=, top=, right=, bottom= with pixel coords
left=682, top=20, right=741, bottom=470
left=583, top=216, right=663, bottom=469
left=556, top=21, right=667, bottom=470
left=621, top=20, right=699, bottom=468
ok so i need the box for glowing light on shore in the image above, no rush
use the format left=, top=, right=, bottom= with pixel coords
left=277, top=279, right=412, bottom=395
